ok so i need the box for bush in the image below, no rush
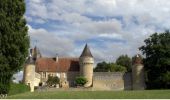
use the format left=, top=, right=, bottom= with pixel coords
left=46, top=76, right=60, bottom=87
left=75, top=76, right=87, bottom=86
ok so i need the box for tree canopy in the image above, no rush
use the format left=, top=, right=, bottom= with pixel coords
left=139, top=31, right=170, bottom=89
left=116, top=54, right=132, bottom=72
left=0, top=0, right=29, bottom=94
left=94, top=62, right=127, bottom=72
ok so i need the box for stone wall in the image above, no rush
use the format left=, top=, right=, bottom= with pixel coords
left=34, top=72, right=41, bottom=86
left=67, top=72, right=80, bottom=87
left=92, top=72, right=134, bottom=90
left=123, top=72, right=132, bottom=90
left=93, top=72, right=125, bottom=90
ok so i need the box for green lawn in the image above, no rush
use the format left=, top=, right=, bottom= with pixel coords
left=8, top=83, right=29, bottom=96
left=7, top=90, right=170, bottom=99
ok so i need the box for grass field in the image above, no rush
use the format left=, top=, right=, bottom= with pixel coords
left=7, top=90, right=170, bottom=99
left=8, top=83, right=30, bottom=96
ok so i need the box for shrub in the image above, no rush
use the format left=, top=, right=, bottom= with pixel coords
left=46, top=76, right=60, bottom=87
left=75, top=76, right=87, bottom=86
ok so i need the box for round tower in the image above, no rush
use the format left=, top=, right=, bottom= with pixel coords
left=23, top=49, right=36, bottom=92
left=132, top=54, right=145, bottom=90
left=79, top=44, right=94, bottom=87
left=23, top=63, right=35, bottom=92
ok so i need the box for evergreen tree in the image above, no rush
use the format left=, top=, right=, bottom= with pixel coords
left=139, top=31, right=170, bottom=89
left=0, top=0, right=29, bottom=94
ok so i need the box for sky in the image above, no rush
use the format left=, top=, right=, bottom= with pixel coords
left=14, top=0, right=170, bottom=82
left=25, top=0, right=170, bottom=63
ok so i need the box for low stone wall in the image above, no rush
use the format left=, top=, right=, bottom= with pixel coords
left=93, top=72, right=125, bottom=90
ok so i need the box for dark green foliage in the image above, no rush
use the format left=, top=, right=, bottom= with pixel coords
left=75, top=76, right=87, bottom=86
left=94, top=62, right=127, bottom=72
left=162, top=71, right=170, bottom=88
left=139, top=31, right=170, bottom=89
left=0, top=0, right=29, bottom=94
left=116, top=54, right=132, bottom=72
left=109, top=63, right=127, bottom=72
left=94, top=61, right=109, bottom=72
left=46, top=76, right=60, bottom=87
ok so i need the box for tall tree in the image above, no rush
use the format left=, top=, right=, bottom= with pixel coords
left=139, top=31, right=170, bottom=89
left=116, top=54, right=132, bottom=72
left=0, top=0, right=29, bottom=94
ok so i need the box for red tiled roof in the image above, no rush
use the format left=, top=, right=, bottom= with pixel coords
left=133, top=54, right=143, bottom=65
left=35, top=57, right=80, bottom=72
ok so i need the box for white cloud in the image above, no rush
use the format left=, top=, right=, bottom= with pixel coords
left=28, top=25, right=75, bottom=57
left=25, top=0, right=170, bottom=63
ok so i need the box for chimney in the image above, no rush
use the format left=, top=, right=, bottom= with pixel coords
left=56, top=53, right=58, bottom=62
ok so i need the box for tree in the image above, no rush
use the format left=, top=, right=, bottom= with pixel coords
left=75, top=76, right=87, bottom=86
left=116, top=54, right=132, bottom=72
left=94, top=61, right=109, bottom=72
left=139, top=31, right=170, bottom=89
left=46, top=76, right=60, bottom=87
left=94, top=62, right=127, bottom=72
left=109, top=63, right=127, bottom=73
left=0, top=0, right=29, bottom=94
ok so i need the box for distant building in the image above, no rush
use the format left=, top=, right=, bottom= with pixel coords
left=23, top=44, right=145, bottom=92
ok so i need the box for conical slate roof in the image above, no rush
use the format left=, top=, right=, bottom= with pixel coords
left=80, top=44, right=93, bottom=57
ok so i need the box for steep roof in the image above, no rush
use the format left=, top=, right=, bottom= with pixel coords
left=80, top=44, right=93, bottom=57
left=132, top=54, right=143, bottom=65
left=35, top=57, right=80, bottom=72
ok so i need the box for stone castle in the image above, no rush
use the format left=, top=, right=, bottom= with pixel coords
left=23, top=44, right=145, bottom=92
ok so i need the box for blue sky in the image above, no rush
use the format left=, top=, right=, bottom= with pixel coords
left=25, top=0, right=170, bottom=63
left=14, top=0, right=170, bottom=82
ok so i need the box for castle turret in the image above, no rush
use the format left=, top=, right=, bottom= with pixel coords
left=23, top=47, right=41, bottom=92
left=79, top=44, right=94, bottom=87
left=23, top=49, right=36, bottom=92
left=132, top=54, right=145, bottom=90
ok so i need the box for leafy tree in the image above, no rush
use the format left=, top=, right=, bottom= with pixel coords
left=109, top=63, right=127, bottom=72
left=139, top=31, right=170, bottom=89
left=75, top=76, right=87, bottom=86
left=0, top=0, right=29, bottom=94
left=94, top=61, right=109, bottom=72
left=116, top=54, right=132, bottom=72
left=94, top=62, right=127, bottom=72
left=46, top=75, right=60, bottom=87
